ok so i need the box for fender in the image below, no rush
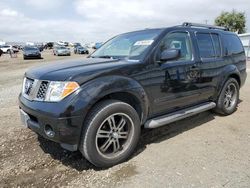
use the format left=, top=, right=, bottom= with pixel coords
left=76, top=75, right=150, bottom=125
left=215, top=64, right=240, bottom=99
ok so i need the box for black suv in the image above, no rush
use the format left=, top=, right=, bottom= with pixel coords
left=19, top=23, right=247, bottom=167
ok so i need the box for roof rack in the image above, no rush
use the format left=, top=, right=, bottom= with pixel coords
left=182, top=22, right=229, bottom=31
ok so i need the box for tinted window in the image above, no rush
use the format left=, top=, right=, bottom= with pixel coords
left=223, top=34, right=244, bottom=55
left=211, top=34, right=221, bottom=57
left=196, top=33, right=215, bottom=58
left=157, top=32, right=192, bottom=61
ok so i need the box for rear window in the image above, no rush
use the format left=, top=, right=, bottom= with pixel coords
left=211, top=34, right=221, bottom=57
left=196, top=33, right=215, bottom=58
left=223, top=34, right=244, bottom=55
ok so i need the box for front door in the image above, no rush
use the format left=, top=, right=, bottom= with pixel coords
left=147, top=31, right=202, bottom=117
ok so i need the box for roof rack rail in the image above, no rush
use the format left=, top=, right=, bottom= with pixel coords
left=182, top=22, right=229, bottom=31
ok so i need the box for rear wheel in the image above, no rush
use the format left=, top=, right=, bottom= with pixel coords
left=80, top=100, right=141, bottom=168
left=214, top=78, right=239, bottom=115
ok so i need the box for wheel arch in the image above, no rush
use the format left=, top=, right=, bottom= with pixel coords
left=228, top=73, right=241, bottom=87
left=215, top=64, right=241, bottom=100
left=79, top=75, right=150, bottom=126
left=92, top=91, right=144, bottom=122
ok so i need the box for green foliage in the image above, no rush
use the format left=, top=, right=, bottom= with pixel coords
left=215, top=10, right=246, bottom=34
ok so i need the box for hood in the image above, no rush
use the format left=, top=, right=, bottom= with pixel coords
left=25, top=57, right=131, bottom=84
left=57, top=48, right=69, bottom=52
left=24, top=50, right=40, bottom=54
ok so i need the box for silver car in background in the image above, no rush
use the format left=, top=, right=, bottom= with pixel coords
left=53, top=46, right=71, bottom=56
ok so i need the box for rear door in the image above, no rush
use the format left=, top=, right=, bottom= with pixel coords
left=194, top=32, right=223, bottom=100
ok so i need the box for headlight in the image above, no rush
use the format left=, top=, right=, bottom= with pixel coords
left=45, top=81, right=79, bottom=102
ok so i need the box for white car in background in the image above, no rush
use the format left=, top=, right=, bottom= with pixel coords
left=57, top=41, right=69, bottom=46
left=0, top=45, right=19, bottom=53
left=0, top=45, right=12, bottom=53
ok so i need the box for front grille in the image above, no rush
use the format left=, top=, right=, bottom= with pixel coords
left=24, top=78, right=34, bottom=95
left=22, top=78, right=50, bottom=101
left=36, top=81, right=49, bottom=100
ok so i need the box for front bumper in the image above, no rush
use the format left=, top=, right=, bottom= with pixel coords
left=19, top=94, right=83, bottom=151
left=57, top=51, right=70, bottom=56
left=24, top=54, right=41, bottom=59
left=78, top=51, right=88, bottom=54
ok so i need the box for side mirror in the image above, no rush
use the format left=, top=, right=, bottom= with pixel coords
left=160, top=49, right=180, bottom=61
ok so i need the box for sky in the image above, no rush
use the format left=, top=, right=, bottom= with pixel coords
left=0, top=0, right=249, bottom=43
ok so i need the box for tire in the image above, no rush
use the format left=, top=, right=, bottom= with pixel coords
left=79, top=100, right=141, bottom=168
left=214, top=78, right=239, bottom=115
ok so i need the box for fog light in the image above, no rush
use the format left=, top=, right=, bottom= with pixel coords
left=44, top=124, right=55, bottom=138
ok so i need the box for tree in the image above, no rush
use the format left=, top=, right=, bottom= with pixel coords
left=215, top=10, right=246, bottom=34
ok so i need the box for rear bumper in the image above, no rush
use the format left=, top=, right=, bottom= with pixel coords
left=18, top=94, right=83, bottom=151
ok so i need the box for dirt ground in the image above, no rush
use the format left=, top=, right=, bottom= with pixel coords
left=0, top=52, right=250, bottom=188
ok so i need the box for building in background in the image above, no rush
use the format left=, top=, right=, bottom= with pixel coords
left=26, top=42, right=35, bottom=46
left=0, top=39, right=6, bottom=45
left=238, top=33, right=250, bottom=59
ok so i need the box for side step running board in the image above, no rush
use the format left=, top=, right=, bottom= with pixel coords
left=144, top=102, right=216, bottom=129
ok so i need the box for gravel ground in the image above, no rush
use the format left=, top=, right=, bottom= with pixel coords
left=0, top=54, right=250, bottom=188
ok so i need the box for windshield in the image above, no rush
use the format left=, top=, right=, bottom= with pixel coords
left=91, top=29, right=163, bottom=60
left=24, top=47, right=38, bottom=50
left=57, top=46, right=66, bottom=49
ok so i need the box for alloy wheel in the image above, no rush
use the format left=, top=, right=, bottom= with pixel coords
left=224, top=83, right=237, bottom=110
left=95, top=113, right=134, bottom=159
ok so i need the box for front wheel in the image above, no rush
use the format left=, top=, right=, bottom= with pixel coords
left=80, top=100, right=141, bottom=168
left=214, top=78, right=239, bottom=115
